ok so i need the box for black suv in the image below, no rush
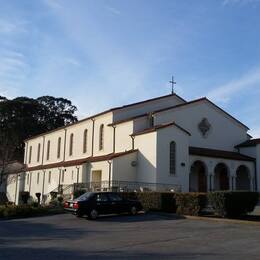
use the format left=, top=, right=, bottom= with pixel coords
left=64, top=192, right=143, bottom=219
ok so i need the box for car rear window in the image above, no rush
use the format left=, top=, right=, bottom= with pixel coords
left=76, top=192, right=93, bottom=201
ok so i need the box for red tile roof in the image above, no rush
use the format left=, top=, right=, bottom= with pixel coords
left=189, top=146, right=255, bottom=161
left=24, top=93, right=185, bottom=141
left=235, top=138, right=260, bottom=148
left=131, top=122, right=191, bottom=136
left=25, top=150, right=138, bottom=172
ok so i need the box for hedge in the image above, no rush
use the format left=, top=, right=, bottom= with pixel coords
left=120, top=192, right=176, bottom=212
left=0, top=205, right=64, bottom=219
left=208, top=191, right=259, bottom=218
left=175, top=192, right=207, bottom=216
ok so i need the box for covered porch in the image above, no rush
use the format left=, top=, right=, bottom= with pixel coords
left=189, top=147, right=255, bottom=192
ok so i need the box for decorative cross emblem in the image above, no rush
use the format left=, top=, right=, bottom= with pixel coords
left=198, top=118, right=211, bottom=137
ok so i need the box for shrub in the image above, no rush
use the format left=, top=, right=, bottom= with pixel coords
left=0, top=205, right=59, bottom=219
left=50, top=192, right=58, bottom=200
left=120, top=192, right=176, bottom=212
left=175, top=193, right=207, bottom=216
left=73, top=189, right=86, bottom=199
left=208, top=191, right=259, bottom=218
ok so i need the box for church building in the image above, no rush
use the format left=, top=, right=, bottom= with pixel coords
left=7, top=93, right=260, bottom=203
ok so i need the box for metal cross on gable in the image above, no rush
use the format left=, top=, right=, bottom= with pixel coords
left=169, top=76, right=176, bottom=94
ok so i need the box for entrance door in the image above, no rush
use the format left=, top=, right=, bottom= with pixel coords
left=91, top=170, right=102, bottom=191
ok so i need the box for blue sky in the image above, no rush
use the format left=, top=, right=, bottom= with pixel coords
left=0, top=0, right=260, bottom=137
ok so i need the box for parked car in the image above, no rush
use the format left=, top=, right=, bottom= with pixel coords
left=64, top=192, right=143, bottom=219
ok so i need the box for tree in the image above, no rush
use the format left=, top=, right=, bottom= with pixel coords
left=37, top=96, right=78, bottom=131
left=0, top=95, right=78, bottom=185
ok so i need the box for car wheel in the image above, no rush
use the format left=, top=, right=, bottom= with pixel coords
left=89, top=209, right=98, bottom=220
left=130, top=206, right=137, bottom=215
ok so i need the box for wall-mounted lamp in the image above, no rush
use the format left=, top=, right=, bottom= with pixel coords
left=181, top=162, right=186, bottom=167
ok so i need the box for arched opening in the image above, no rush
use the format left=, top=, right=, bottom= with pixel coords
left=214, top=163, right=229, bottom=190
left=189, top=161, right=207, bottom=192
left=236, top=165, right=251, bottom=190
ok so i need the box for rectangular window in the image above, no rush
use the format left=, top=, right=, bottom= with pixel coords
left=37, top=172, right=40, bottom=184
left=48, top=171, right=51, bottom=184
left=37, top=143, right=41, bottom=162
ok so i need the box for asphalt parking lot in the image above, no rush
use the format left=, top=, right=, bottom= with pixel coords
left=0, top=213, right=260, bottom=260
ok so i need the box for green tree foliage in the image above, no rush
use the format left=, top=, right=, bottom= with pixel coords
left=0, top=96, right=78, bottom=183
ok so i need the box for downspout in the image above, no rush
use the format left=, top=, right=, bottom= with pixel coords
left=63, top=129, right=67, bottom=162
left=41, top=136, right=45, bottom=165
left=254, top=160, right=258, bottom=191
left=24, top=142, right=28, bottom=164
left=91, top=118, right=95, bottom=156
left=131, top=136, right=135, bottom=150
left=42, top=170, right=46, bottom=203
left=108, top=160, right=112, bottom=190
left=14, top=174, right=19, bottom=205
left=29, top=171, right=32, bottom=194
left=112, top=125, right=116, bottom=153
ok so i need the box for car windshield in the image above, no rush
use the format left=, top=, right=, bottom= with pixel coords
left=76, top=192, right=93, bottom=201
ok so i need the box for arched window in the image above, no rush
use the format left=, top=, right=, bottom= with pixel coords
left=69, top=133, right=74, bottom=156
left=46, top=140, right=50, bottom=160
left=37, top=143, right=41, bottom=162
left=83, top=129, right=88, bottom=153
left=28, top=146, right=32, bottom=163
left=169, top=141, right=176, bottom=175
left=57, top=137, right=61, bottom=159
left=99, top=124, right=104, bottom=150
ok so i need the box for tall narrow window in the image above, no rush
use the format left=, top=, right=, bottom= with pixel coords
left=57, top=137, right=61, bottom=159
left=46, top=140, right=50, bottom=160
left=37, top=143, right=41, bottom=162
left=28, top=146, right=32, bottom=163
left=37, top=172, right=40, bottom=184
left=69, top=133, right=74, bottom=156
left=99, top=124, right=104, bottom=150
left=83, top=129, right=88, bottom=153
left=169, top=141, right=176, bottom=175
left=48, top=171, right=51, bottom=184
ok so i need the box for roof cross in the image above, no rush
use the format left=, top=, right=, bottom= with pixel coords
left=169, top=76, right=176, bottom=94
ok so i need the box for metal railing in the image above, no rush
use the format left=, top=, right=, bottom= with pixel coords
left=73, top=180, right=181, bottom=193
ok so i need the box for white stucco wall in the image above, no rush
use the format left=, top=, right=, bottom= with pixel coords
left=112, top=152, right=137, bottom=182
left=114, top=121, right=133, bottom=153
left=156, top=126, right=190, bottom=191
left=113, top=95, right=185, bottom=121
left=134, top=132, right=157, bottom=183
left=154, top=101, right=248, bottom=151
